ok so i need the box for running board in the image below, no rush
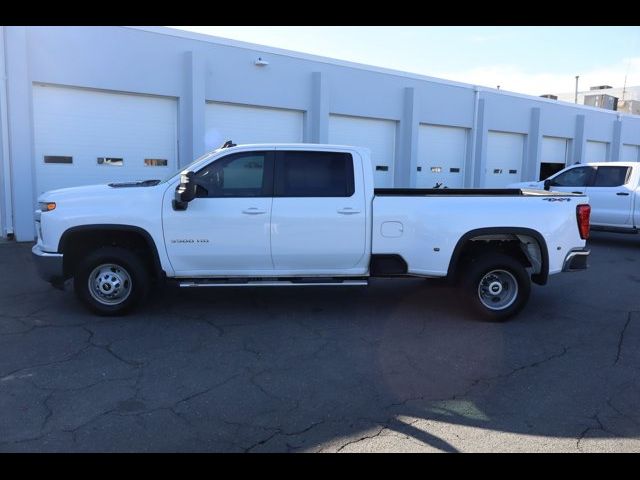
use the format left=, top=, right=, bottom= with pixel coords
left=178, top=279, right=369, bottom=288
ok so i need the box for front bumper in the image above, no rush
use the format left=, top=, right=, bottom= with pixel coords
left=32, top=244, right=64, bottom=283
left=562, top=248, right=590, bottom=272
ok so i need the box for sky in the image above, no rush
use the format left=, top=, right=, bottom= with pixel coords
left=169, top=26, right=640, bottom=97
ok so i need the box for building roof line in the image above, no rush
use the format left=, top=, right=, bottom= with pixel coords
left=125, top=26, right=477, bottom=90
left=124, top=26, right=633, bottom=118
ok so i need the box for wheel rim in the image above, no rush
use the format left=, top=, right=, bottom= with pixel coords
left=88, top=263, right=132, bottom=306
left=477, top=269, right=519, bottom=311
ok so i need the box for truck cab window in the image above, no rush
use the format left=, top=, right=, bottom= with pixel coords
left=275, top=151, right=354, bottom=197
left=592, top=166, right=630, bottom=187
left=552, top=166, right=596, bottom=187
left=195, top=151, right=273, bottom=197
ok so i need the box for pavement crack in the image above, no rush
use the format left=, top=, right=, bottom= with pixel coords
left=576, top=411, right=608, bottom=452
left=173, top=373, right=241, bottom=407
left=606, top=398, right=640, bottom=428
left=244, top=429, right=282, bottom=453
left=248, top=370, right=285, bottom=403
left=336, top=425, right=386, bottom=452
left=282, top=420, right=324, bottom=436
left=614, top=312, right=633, bottom=366
left=455, top=346, right=570, bottom=398
left=40, top=393, right=55, bottom=432
left=0, top=341, right=92, bottom=382
left=82, top=326, right=143, bottom=367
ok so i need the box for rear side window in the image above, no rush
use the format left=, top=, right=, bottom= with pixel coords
left=275, top=151, right=354, bottom=197
left=552, top=166, right=596, bottom=187
left=593, top=166, right=630, bottom=187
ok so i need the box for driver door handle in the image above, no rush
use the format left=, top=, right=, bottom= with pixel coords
left=337, top=207, right=361, bottom=215
left=242, top=207, right=267, bottom=215
left=616, top=192, right=630, bottom=196
left=572, top=191, right=583, bottom=194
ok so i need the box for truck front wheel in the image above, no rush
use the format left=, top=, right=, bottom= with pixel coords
left=74, top=247, right=149, bottom=316
left=463, top=253, right=531, bottom=322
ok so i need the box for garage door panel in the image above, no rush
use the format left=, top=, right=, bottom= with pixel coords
left=416, top=124, right=467, bottom=188
left=541, top=136, right=568, bottom=164
left=485, top=131, right=525, bottom=188
left=33, top=85, right=177, bottom=196
left=328, top=114, right=396, bottom=188
left=204, top=102, right=303, bottom=149
left=585, top=141, right=609, bottom=163
left=621, top=144, right=640, bottom=162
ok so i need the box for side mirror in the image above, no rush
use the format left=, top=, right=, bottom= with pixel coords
left=543, top=179, right=552, bottom=191
left=173, top=171, right=197, bottom=210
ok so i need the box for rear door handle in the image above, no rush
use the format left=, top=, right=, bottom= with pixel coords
left=572, top=191, right=583, bottom=194
left=242, top=207, right=267, bottom=215
left=337, top=208, right=361, bottom=215
left=616, top=192, right=630, bottom=196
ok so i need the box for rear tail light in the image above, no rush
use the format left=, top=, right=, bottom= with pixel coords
left=576, top=204, right=591, bottom=240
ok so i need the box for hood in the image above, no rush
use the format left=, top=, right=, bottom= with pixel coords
left=38, top=180, right=163, bottom=202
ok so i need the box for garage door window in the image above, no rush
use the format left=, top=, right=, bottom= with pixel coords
left=97, top=157, right=123, bottom=166
left=195, top=151, right=273, bottom=198
left=145, top=159, right=168, bottom=167
left=275, top=151, right=354, bottom=197
left=44, top=155, right=72, bottom=164
left=593, top=166, right=630, bottom=187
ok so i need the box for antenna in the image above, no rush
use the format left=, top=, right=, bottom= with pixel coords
left=622, top=63, right=630, bottom=101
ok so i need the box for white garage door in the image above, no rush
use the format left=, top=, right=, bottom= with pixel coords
left=416, top=124, right=467, bottom=188
left=539, top=136, right=570, bottom=180
left=485, top=131, right=525, bottom=188
left=328, top=114, right=396, bottom=188
left=621, top=144, right=640, bottom=162
left=33, top=84, right=177, bottom=196
left=541, top=136, right=569, bottom=164
left=204, top=102, right=303, bottom=150
left=585, top=140, right=609, bottom=162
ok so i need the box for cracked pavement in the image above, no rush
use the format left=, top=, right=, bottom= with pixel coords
left=1, top=231, right=639, bottom=452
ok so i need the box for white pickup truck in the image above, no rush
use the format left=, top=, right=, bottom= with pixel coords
left=32, top=143, right=591, bottom=321
left=509, top=162, right=639, bottom=234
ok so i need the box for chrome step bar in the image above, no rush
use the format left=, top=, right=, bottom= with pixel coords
left=178, top=279, right=369, bottom=288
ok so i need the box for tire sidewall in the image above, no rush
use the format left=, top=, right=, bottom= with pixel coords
left=465, top=254, right=531, bottom=322
left=74, top=247, right=149, bottom=316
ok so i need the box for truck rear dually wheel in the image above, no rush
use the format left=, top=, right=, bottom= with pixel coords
left=74, top=247, right=149, bottom=316
left=464, top=253, right=531, bottom=322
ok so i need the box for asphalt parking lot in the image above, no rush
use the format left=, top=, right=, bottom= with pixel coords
left=0, top=232, right=639, bottom=452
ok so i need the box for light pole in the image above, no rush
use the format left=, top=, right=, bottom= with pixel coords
left=575, top=75, right=579, bottom=104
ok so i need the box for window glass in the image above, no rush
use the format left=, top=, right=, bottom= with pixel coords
left=552, top=166, right=595, bottom=187
left=145, top=159, right=168, bottom=167
left=275, top=151, right=354, bottom=197
left=44, top=155, right=72, bottom=164
left=593, top=166, right=630, bottom=187
left=97, top=157, right=123, bottom=166
left=195, top=152, right=269, bottom=197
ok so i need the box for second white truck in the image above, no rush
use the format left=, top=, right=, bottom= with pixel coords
left=510, top=161, right=640, bottom=234
left=32, top=143, right=591, bottom=321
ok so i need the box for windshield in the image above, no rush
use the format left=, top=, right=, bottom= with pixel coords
left=159, top=149, right=221, bottom=184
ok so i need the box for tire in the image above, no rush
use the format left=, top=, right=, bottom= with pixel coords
left=73, top=247, right=149, bottom=316
left=463, top=253, right=531, bottom=322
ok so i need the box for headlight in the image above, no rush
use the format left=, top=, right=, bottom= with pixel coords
left=39, top=202, right=56, bottom=212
